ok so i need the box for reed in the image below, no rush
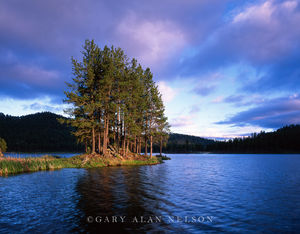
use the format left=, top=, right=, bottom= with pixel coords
left=0, top=154, right=162, bottom=176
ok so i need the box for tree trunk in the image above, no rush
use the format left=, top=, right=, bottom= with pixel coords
left=117, top=107, right=120, bottom=151
left=98, top=132, right=101, bottom=154
left=103, top=118, right=107, bottom=154
left=92, top=126, right=95, bottom=153
left=123, top=127, right=126, bottom=157
left=119, top=114, right=123, bottom=155
left=103, top=89, right=111, bottom=155
left=145, top=135, right=148, bottom=156
left=106, top=114, right=110, bottom=146
left=113, top=125, right=116, bottom=144
left=150, top=135, right=153, bottom=157
left=103, top=114, right=109, bottom=155
left=134, top=135, right=136, bottom=153
left=139, top=137, right=142, bottom=155
left=160, top=136, right=163, bottom=156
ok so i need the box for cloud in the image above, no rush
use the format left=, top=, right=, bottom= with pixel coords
left=0, top=57, right=64, bottom=100
left=0, top=0, right=121, bottom=101
left=0, top=0, right=229, bottom=102
left=216, top=95, right=300, bottom=128
left=1, top=0, right=300, bottom=137
left=23, top=102, right=63, bottom=112
left=212, top=96, right=224, bottom=103
left=193, top=85, right=216, bottom=96
left=192, top=72, right=221, bottom=96
left=179, top=0, right=300, bottom=93
left=223, top=94, right=266, bottom=107
left=0, top=1, right=119, bottom=57
left=223, top=95, right=245, bottom=103
left=189, top=105, right=201, bottom=114
left=116, top=13, right=186, bottom=68
left=244, top=52, right=300, bottom=93
left=170, top=115, right=194, bottom=128
left=157, top=81, right=176, bottom=103
left=233, top=1, right=275, bottom=24
left=228, top=0, right=300, bottom=63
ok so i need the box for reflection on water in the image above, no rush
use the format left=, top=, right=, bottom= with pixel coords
left=75, top=166, right=190, bottom=233
left=1, top=154, right=300, bottom=233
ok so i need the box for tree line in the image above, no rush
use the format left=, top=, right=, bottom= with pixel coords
left=0, top=112, right=209, bottom=154
left=0, top=112, right=82, bottom=153
left=1, top=111, right=299, bottom=154
left=207, top=125, right=300, bottom=153
left=63, top=40, right=170, bottom=157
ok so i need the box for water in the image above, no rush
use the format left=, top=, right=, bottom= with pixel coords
left=1, top=154, right=300, bottom=233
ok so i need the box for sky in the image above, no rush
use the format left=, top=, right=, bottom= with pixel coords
left=1, top=0, right=300, bottom=138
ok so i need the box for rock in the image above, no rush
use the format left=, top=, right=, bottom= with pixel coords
left=156, top=155, right=171, bottom=160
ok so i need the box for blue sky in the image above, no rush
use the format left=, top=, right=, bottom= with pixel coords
left=1, top=0, right=300, bottom=138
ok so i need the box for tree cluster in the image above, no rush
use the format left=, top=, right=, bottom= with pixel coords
left=64, top=40, right=170, bottom=157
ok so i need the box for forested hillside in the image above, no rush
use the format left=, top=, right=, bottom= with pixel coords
left=162, top=133, right=214, bottom=153
left=0, top=112, right=211, bottom=153
left=0, top=112, right=83, bottom=152
left=207, top=125, right=300, bottom=153
left=1, top=111, right=299, bottom=153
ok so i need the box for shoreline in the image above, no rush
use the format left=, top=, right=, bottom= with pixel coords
left=0, top=154, right=162, bottom=176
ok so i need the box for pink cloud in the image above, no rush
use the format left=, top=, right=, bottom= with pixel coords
left=116, top=13, right=187, bottom=68
left=229, top=0, right=300, bottom=62
left=171, top=115, right=194, bottom=128
left=157, top=81, right=176, bottom=103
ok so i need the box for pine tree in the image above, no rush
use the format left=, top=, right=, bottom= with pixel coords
left=64, top=39, right=100, bottom=154
left=63, top=39, right=170, bottom=157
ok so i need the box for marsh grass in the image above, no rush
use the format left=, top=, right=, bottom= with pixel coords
left=0, top=154, right=162, bottom=176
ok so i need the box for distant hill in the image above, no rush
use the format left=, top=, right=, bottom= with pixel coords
left=1, top=112, right=298, bottom=153
left=207, top=125, right=300, bottom=153
left=0, top=112, right=213, bottom=153
left=162, top=133, right=214, bottom=153
left=0, top=112, right=83, bottom=152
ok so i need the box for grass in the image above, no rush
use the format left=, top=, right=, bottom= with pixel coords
left=0, top=154, right=162, bottom=176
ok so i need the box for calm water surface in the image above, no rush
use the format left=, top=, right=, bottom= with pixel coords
left=1, top=154, right=300, bottom=233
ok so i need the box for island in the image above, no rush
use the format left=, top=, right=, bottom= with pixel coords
left=0, top=40, right=171, bottom=175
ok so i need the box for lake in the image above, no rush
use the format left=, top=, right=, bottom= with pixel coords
left=1, top=154, right=300, bottom=233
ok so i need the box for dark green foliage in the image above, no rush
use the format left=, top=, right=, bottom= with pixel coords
left=0, top=137, right=7, bottom=153
left=0, top=112, right=83, bottom=152
left=64, top=40, right=170, bottom=156
left=2, top=110, right=298, bottom=153
left=207, top=125, right=300, bottom=153
left=0, top=111, right=210, bottom=153
left=153, top=133, right=214, bottom=153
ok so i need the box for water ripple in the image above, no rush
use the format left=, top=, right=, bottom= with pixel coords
left=1, top=154, right=300, bottom=233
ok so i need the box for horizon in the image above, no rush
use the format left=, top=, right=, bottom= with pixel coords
left=1, top=110, right=290, bottom=141
left=1, top=0, right=300, bottom=138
